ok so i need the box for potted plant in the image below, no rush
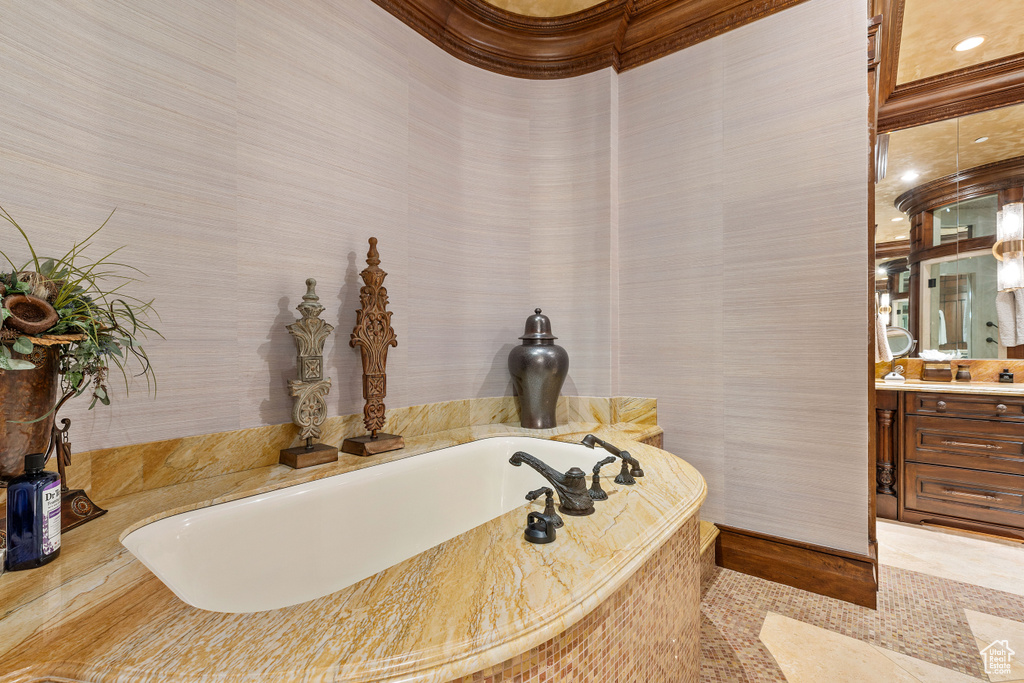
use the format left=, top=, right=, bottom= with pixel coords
left=0, top=205, right=160, bottom=488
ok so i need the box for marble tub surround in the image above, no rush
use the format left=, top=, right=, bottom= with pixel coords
left=0, top=420, right=699, bottom=683
left=22, top=396, right=655, bottom=506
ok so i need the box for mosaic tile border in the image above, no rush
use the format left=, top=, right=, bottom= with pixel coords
left=450, top=515, right=700, bottom=683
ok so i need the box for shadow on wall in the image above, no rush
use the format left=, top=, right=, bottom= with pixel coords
left=482, top=342, right=517, bottom=397
left=258, top=296, right=300, bottom=424
left=333, top=250, right=363, bottom=414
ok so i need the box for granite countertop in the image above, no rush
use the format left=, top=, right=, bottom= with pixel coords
left=0, top=420, right=705, bottom=683
left=875, top=379, right=1024, bottom=396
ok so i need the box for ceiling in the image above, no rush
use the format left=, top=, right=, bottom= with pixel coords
left=897, top=0, right=1024, bottom=83
left=483, top=0, right=604, bottom=16
left=875, top=103, right=1024, bottom=242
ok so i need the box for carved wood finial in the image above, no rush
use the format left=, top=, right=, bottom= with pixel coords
left=285, top=278, right=334, bottom=442
left=350, top=237, right=398, bottom=438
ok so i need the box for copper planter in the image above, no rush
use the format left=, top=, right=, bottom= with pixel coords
left=0, top=345, right=59, bottom=483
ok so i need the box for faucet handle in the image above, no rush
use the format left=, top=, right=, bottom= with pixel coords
left=620, top=450, right=644, bottom=478
left=589, top=456, right=616, bottom=500
left=524, top=511, right=557, bottom=544
left=526, top=486, right=563, bottom=528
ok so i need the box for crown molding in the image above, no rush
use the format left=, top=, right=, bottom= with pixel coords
left=894, top=155, right=1024, bottom=217
left=878, top=52, right=1024, bottom=132
left=368, top=0, right=811, bottom=79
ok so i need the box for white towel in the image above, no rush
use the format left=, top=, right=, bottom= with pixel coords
left=1015, top=289, right=1024, bottom=347
left=937, top=309, right=948, bottom=346
left=997, top=291, right=1018, bottom=347
left=875, top=293, right=893, bottom=363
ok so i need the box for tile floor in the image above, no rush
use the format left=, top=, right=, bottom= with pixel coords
left=700, top=520, right=1024, bottom=682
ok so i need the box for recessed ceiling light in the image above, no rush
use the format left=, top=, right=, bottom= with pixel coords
left=974, top=136, right=989, bottom=143
left=896, top=235, right=907, bottom=239
left=877, top=267, right=887, bottom=276
left=901, top=171, right=920, bottom=182
left=891, top=217, right=904, bottom=222
left=954, top=36, right=985, bottom=52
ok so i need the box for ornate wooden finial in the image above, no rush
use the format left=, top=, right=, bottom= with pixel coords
left=280, top=278, right=339, bottom=469
left=342, top=238, right=404, bottom=456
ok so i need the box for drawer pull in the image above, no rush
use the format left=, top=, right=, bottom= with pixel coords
left=998, top=404, right=1008, bottom=414
left=941, top=440, right=1002, bottom=451
left=937, top=401, right=947, bottom=412
left=944, top=488, right=997, bottom=501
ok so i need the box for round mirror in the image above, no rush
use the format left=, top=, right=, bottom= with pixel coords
left=886, top=326, right=917, bottom=359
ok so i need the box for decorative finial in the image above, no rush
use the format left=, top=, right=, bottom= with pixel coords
left=366, top=237, right=380, bottom=267
left=535, top=308, right=542, bottom=314
left=296, top=278, right=324, bottom=320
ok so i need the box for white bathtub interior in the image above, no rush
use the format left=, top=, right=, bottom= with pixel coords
left=122, top=437, right=603, bottom=613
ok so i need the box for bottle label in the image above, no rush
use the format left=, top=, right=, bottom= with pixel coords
left=41, top=480, right=61, bottom=555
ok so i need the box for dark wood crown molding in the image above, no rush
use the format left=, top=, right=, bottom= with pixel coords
left=894, top=155, right=1024, bottom=216
left=879, top=52, right=1024, bottom=132
left=875, top=239, right=909, bottom=260
left=873, top=0, right=1024, bottom=132
left=368, top=0, right=810, bottom=79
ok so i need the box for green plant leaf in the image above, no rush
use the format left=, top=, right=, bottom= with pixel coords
left=0, top=355, right=36, bottom=371
left=12, top=336, right=32, bottom=355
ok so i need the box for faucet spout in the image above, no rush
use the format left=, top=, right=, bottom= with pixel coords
left=509, top=451, right=595, bottom=516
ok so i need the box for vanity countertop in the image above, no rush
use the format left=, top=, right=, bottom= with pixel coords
left=0, top=420, right=704, bottom=683
left=875, top=379, right=1024, bottom=396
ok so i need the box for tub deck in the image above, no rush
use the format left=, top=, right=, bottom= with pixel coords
left=0, top=420, right=705, bottom=683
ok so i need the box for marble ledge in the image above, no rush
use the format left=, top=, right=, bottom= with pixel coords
left=53, top=395, right=657, bottom=505
left=875, top=379, right=1024, bottom=396
left=0, top=418, right=700, bottom=683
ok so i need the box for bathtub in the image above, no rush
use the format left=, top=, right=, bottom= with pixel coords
left=122, top=436, right=603, bottom=614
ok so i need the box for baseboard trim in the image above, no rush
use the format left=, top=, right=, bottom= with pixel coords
left=715, top=525, right=878, bottom=609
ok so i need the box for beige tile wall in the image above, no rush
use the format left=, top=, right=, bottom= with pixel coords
left=618, top=0, right=869, bottom=554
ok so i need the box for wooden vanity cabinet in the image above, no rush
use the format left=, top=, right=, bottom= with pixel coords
left=900, top=391, right=1024, bottom=540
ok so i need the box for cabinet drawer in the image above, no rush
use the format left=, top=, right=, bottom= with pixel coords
left=906, top=415, right=1024, bottom=475
left=904, top=462, right=1024, bottom=528
left=905, top=392, right=1024, bottom=421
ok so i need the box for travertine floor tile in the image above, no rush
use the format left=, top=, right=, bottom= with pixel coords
left=965, top=609, right=1024, bottom=682
left=877, top=521, right=1024, bottom=597
left=760, top=612, right=983, bottom=683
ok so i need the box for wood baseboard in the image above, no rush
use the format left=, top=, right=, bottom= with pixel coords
left=715, top=525, right=878, bottom=609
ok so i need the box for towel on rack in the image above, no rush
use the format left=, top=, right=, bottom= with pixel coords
left=937, top=309, right=948, bottom=346
left=1015, top=289, right=1024, bottom=347
left=875, top=293, right=893, bottom=363
left=997, top=291, right=1018, bottom=346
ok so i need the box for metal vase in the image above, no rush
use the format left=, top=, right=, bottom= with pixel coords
left=0, top=345, right=60, bottom=483
left=508, top=309, right=569, bottom=429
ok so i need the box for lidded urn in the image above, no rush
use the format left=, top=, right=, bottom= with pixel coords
left=508, top=309, right=569, bottom=429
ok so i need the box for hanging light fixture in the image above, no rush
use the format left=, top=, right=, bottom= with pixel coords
left=878, top=292, right=891, bottom=327
left=994, top=202, right=1024, bottom=291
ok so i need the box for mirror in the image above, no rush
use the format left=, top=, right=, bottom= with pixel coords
left=886, top=326, right=916, bottom=359
left=875, top=101, right=1024, bottom=360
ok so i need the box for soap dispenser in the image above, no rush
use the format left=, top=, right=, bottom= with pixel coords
left=5, top=452, right=61, bottom=571
left=1000, top=368, right=1015, bottom=383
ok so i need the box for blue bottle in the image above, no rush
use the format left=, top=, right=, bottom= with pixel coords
left=5, top=452, right=61, bottom=571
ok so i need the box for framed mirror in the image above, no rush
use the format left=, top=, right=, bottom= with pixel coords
left=875, top=101, right=1024, bottom=360
left=885, top=326, right=916, bottom=358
